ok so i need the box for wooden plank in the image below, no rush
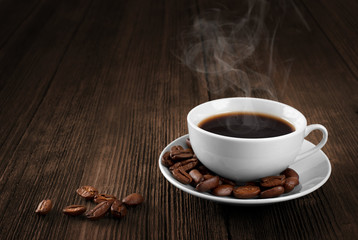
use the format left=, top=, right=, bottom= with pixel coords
left=0, top=0, right=92, bottom=176
left=0, top=0, right=95, bottom=237
left=0, top=0, right=221, bottom=239
left=302, top=0, right=358, bottom=78
left=0, top=0, right=40, bottom=48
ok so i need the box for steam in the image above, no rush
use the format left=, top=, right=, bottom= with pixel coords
left=180, top=0, right=307, bottom=100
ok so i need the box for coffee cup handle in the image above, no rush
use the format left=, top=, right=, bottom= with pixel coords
left=295, top=124, right=328, bottom=162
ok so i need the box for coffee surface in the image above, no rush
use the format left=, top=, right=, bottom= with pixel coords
left=198, top=112, right=294, bottom=138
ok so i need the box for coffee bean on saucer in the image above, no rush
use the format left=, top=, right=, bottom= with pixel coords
left=212, top=185, right=234, bottom=196
left=172, top=168, right=192, bottom=184
left=220, top=177, right=236, bottom=186
left=161, top=151, right=174, bottom=167
left=284, top=177, right=299, bottom=193
left=196, top=176, right=220, bottom=192
left=170, top=146, right=194, bottom=160
left=203, top=174, right=215, bottom=180
left=260, top=175, right=286, bottom=188
left=196, top=165, right=210, bottom=175
left=164, top=141, right=301, bottom=200
left=281, top=168, right=299, bottom=180
left=260, top=186, right=285, bottom=198
left=169, top=158, right=198, bottom=172
left=233, top=185, right=261, bottom=199
left=189, top=169, right=204, bottom=184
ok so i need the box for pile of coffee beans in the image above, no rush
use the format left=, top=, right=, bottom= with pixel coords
left=35, top=186, right=144, bottom=220
left=162, top=138, right=300, bottom=199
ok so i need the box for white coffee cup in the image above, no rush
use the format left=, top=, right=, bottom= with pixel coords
left=187, top=97, right=328, bottom=182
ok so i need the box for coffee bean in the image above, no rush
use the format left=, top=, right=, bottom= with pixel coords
left=35, top=199, right=53, bottom=215
left=172, top=168, right=192, bottom=184
left=203, top=174, right=215, bottom=180
left=281, top=168, right=299, bottom=180
left=260, top=175, right=286, bottom=188
left=122, top=193, right=144, bottom=206
left=86, top=201, right=113, bottom=220
left=233, top=186, right=260, bottom=199
left=165, top=146, right=300, bottom=199
left=161, top=151, right=174, bottom=167
left=284, top=177, right=299, bottom=193
left=169, top=158, right=198, bottom=172
left=93, top=194, right=116, bottom=203
left=189, top=169, right=204, bottom=184
left=245, top=181, right=259, bottom=186
left=63, top=205, right=87, bottom=216
left=212, top=185, right=234, bottom=196
left=76, top=185, right=98, bottom=200
left=111, top=199, right=127, bottom=218
left=170, top=146, right=194, bottom=160
left=196, top=176, right=220, bottom=192
left=170, top=145, right=183, bottom=155
left=260, top=186, right=285, bottom=198
left=219, top=177, right=236, bottom=186
left=196, top=165, right=210, bottom=175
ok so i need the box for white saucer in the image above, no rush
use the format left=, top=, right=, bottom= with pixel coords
left=159, top=134, right=331, bottom=206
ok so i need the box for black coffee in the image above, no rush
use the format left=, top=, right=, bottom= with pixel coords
left=198, top=112, right=295, bottom=138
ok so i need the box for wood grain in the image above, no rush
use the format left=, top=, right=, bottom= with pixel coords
left=302, top=0, right=358, bottom=78
left=0, top=0, right=357, bottom=239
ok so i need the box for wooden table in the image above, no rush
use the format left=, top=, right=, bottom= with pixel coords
left=1, top=0, right=357, bottom=239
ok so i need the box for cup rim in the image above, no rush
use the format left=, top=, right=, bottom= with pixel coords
left=187, top=97, right=307, bottom=142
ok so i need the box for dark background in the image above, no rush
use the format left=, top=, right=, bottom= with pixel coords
left=0, top=0, right=357, bottom=239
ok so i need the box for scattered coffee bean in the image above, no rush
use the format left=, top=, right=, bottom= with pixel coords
left=76, top=185, right=98, bottom=200
left=281, top=168, right=299, bottom=180
left=189, top=169, right=204, bottom=184
left=260, top=186, right=285, bottom=198
left=172, top=168, right=192, bottom=184
left=35, top=186, right=143, bottom=221
left=93, top=194, right=116, bottom=203
left=122, top=193, right=144, bottom=206
left=86, top=201, right=113, bottom=220
left=63, top=205, right=87, bottom=216
left=196, top=176, right=220, bottom=192
left=260, top=175, right=286, bottom=188
left=233, top=186, right=261, bottom=199
left=284, top=177, right=300, bottom=193
left=212, top=184, right=234, bottom=196
left=111, top=199, right=127, bottom=218
left=35, top=199, right=53, bottom=215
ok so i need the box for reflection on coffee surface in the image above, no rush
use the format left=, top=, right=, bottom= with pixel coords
left=198, top=112, right=295, bottom=138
